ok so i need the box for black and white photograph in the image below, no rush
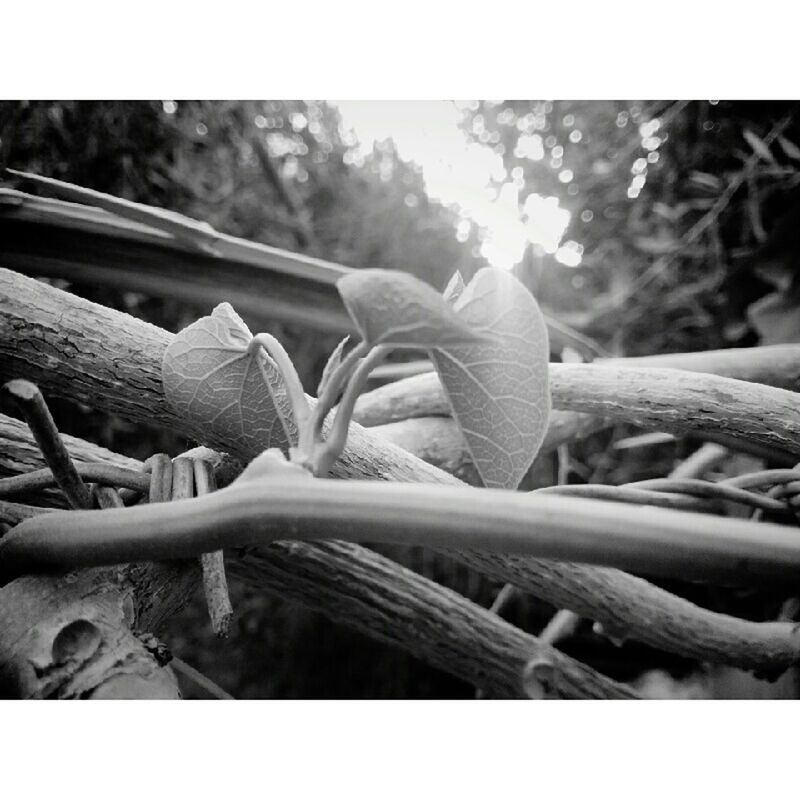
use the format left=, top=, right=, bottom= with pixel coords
left=5, top=97, right=800, bottom=703
left=1, top=6, right=797, bottom=796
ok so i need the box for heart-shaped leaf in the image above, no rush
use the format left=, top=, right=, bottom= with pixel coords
left=337, top=269, right=487, bottom=349
left=162, top=303, right=295, bottom=460
left=431, top=268, right=550, bottom=489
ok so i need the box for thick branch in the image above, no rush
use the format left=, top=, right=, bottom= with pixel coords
left=368, top=345, right=800, bottom=393
left=0, top=561, right=196, bottom=698
left=603, top=345, right=800, bottom=391
left=230, top=542, right=635, bottom=699
left=2, top=269, right=800, bottom=674
left=371, top=413, right=604, bottom=481
left=353, top=362, right=800, bottom=460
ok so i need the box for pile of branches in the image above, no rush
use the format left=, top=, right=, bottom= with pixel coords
left=2, top=264, right=800, bottom=699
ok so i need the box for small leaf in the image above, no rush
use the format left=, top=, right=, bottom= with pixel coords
left=337, top=269, right=488, bottom=348
left=777, top=135, right=800, bottom=161
left=430, top=268, right=551, bottom=490
left=442, top=270, right=466, bottom=304
left=743, top=129, right=777, bottom=164
left=162, top=303, right=296, bottom=460
left=317, top=335, right=350, bottom=397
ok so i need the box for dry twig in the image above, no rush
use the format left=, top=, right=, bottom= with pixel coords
left=2, top=380, right=92, bottom=509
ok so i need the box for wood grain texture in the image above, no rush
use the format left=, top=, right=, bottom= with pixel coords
left=354, top=360, right=800, bottom=462
left=230, top=542, right=636, bottom=699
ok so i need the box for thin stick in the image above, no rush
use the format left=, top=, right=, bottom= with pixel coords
left=144, top=454, right=173, bottom=504
left=627, top=478, right=789, bottom=513
left=92, top=485, right=125, bottom=509
left=724, top=470, right=800, bottom=490
left=539, top=609, right=581, bottom=646
left=193, top=459, right=233, bottom=638
left=0, top=464, right=150, bottom=499
left=537, top=484, right=716, bottom=512
left=669, top=443, right=728, bottom=480
left=488, top=583, right=518, bottom=617
left=0, top=499, right=56, bottom=527
left=2, top=380, right=93, bottom=509
left=170, top=655, right=235, bottom=700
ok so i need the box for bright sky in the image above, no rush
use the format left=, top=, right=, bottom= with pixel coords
left=335, top=101, right=573, bottom=271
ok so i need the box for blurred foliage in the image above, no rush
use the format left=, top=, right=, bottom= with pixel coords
left=458, top=100, right=800, bottom=356
left=2, top=100, right=800, bottom=698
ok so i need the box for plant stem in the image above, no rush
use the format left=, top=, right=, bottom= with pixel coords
left=316, top=335, right=350, bottom=397
left=249, top=333, right=310, bottom=434
left=4, top=479, right=800, bottom=584
left=537, top=484, right=717, bottom=512
left=170, top=655, right=234, bottom=700
left=299, top=340, right=369, bottom=462
left=0, top=463, right=151, bottom=499
left=313, top=345, right=389, bottom=476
